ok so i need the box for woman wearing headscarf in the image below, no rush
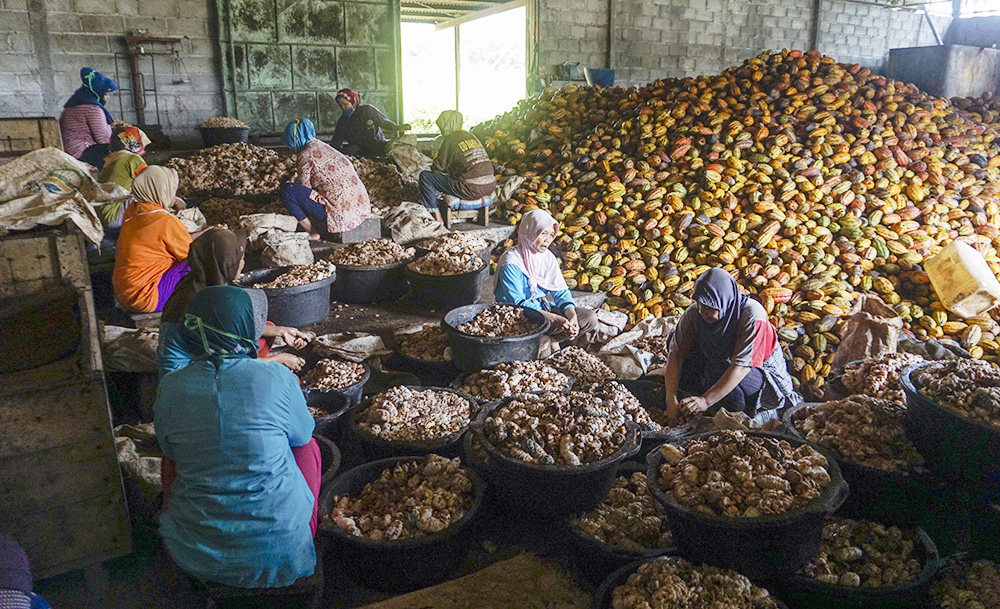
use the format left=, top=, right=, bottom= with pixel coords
left=95, top=124, right=149, bottom=229
left=158, top=228, right=310, bottom=377
left=112, top=166, right=194, bottom=312
left=155, top=286, right=320, bottom=589
left=278, top=118, right=371, bottom=240
left=664, top=268, right=800, bottom=424
left=59, top=67, right=119, bottom=168
left=330, top=88, right=410, bottom=157
left=495, top=209, right=601, bottom=343
left=418, top=110, right=496, bottom=223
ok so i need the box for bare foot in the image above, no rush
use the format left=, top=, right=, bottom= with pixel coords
left=308, top=232, right=322, bottom=241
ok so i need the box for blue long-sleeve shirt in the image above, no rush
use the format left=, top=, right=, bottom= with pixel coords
left=494, top=263, right=576, bottom=312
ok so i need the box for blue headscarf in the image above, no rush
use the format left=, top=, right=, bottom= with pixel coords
left=179, top=286, right=259, bottom=363
left=691, top=268, right=749, bottom=362
left=64, top=67, right=118, bottom=124
left=282, top=118, right=316, bottom=152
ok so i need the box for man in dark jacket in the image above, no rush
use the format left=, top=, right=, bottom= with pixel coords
left=418, top=110, right=497, bottom=222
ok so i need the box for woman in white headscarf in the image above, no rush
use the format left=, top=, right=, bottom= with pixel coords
left=494, top=209, right=601, bottom=343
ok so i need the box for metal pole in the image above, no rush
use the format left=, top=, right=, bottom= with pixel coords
left=810, top=0, right=822, bottom=51
left=952, top=0, right=963, bottom=19
left=455, top=26, right=461, bottom=112
left=607, top=0, right=616, bottom=70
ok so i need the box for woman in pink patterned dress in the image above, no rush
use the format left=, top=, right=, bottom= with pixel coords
left=278, top=118, right=371, bottom=240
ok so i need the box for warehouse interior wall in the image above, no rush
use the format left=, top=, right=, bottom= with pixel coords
left=536, top=0, right=953, bottom=88
left=0, top=0, right=225, bottom=146
left=0, top=0, right=980, bottom=144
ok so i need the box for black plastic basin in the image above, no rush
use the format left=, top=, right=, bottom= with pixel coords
left=239, top=266, right=335, bottom=328
left=442, top=303, right=549, bottom=372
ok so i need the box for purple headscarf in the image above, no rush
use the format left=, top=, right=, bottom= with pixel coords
left=691, top=268, right=748, bottom=361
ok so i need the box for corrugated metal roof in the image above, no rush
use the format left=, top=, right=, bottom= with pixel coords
left=402, top=0, right=512, bottom=23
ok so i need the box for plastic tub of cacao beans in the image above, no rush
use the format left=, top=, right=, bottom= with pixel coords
left=450, top=369, right=575, bottom=405
left=900, top=363, right=1000, bottom=491
left=442, top=303, right=550, bottom=372
left=317, top=456, right=486, bottom=592
left=347, top=386, right=477, bottom=460
left=767, top=526, right=941, bottom=609
left=238, top=266, right=335, bottom=328
left=404, top=259, right=488, bottom=310
left=591, top=556, right=790, bottom=609
left=384, top=328, right=461, bottom=386
left=331, top=257, right=413, bottom=304
left=564, top=462, right=676, bottom=583
left=470, top=397, right=642, bottom=516
left=199, top=126, right=249, bottom=147
left=413, top=236, right=495, bottom=265
left=782, top=402, right=946, bottom=528
left=646, top=430, right=849, bottom=579
left=304, top=388, right=352, bottom=440
left=314, top=434, right=342, bottom=488
left=300, top=359, right=370, bottom=412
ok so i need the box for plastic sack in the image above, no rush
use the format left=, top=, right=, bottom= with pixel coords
left=101, top=325, right=158, bottom=372
left=261, top=229, right=313, bottom=267
left=174, top=207, right=207, bottom=233
left=240, top=213, right=298, bottom=249
left=831, top=294, right=904, bottom=369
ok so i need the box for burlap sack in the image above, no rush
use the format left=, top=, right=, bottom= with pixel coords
left=261, top=230, right=313, bottom=267
left=383, top=201, right=447, bottom=245
left=386, top=135, right=433, bottom=180
left=831, top=294, right=904, bottom=369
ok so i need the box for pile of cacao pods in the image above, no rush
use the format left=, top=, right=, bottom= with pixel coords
left=473, top=49, right=1000, bottom=397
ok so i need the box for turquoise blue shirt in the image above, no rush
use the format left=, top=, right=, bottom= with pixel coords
left=157, top=321, right=190, bottom=379
left=494, top=263, right=576, bottom=312
left=155, top=358, right=316, bottom=588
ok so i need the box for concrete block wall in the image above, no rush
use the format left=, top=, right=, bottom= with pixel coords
left=538, top=0, right=953, bottom=89
left=0, top=0, right=224, bottom=146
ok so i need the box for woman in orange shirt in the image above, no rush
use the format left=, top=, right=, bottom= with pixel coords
left=113, top=166, right=193, bottom=313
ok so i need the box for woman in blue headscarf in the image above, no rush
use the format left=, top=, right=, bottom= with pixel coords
left=278, top=118, right=371, bottom=240
left=664, top=268, right=800, bottom=425
left=155, top=286, right=321, bottom=589
left=59, top=67, right=119, bottom=168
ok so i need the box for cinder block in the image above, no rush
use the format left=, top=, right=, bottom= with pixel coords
left=167, top=18, right=208, bottom=37
left=137, top=0, right=175, bottom=17
left=79, top=14, right=125, bottom=33
left=0, top=10, right=29, bottom=31
left=0, top=0, right=28, bottom=10
left=74, top=0, right=115, bottom=14
left=117, top=0, right=138, bottom=15
left=55, top=33, right=111, bottom=54
left=6, top=33, right=33, bottom=53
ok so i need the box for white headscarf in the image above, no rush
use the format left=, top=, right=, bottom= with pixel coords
left=497, top=209, right=569, bottom=298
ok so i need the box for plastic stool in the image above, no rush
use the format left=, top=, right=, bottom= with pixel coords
left=193, top=548, right=324, bottom=609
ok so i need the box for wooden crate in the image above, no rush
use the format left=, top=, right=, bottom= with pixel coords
left=0, top=117, right=63, bottom=158
left=0, top=227, right=130, bottom=580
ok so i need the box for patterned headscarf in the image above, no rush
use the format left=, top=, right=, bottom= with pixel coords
left=281, top=118, right=316, bottom=152
left=110, top=125, right=145, bottom=154
left=436, top=110, right=463, bottom=134
left=335, top=88, right=360, bottom=110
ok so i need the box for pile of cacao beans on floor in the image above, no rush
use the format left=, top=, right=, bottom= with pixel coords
left=473, top=49, right=1000, bottom=397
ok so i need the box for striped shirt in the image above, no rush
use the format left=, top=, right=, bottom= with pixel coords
left=59, top=104, right=112, bottom=158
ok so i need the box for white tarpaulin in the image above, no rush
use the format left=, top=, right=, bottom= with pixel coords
left=0, top=147, right=129, bottom=245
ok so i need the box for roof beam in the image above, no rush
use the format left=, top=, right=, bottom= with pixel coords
left=434, top=0, right=526, bottom=30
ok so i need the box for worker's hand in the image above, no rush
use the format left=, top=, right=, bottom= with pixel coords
left=679, top=395, right=710, bottom=417
left=563, top=316, right=579, bottom=339
left=172, top=197, right=187, bottom=211
left=265, top=352, right=306, bottom=372
left=278, top=326, right=311, bottom=350
left=401, top=123, right=412, bottom=131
